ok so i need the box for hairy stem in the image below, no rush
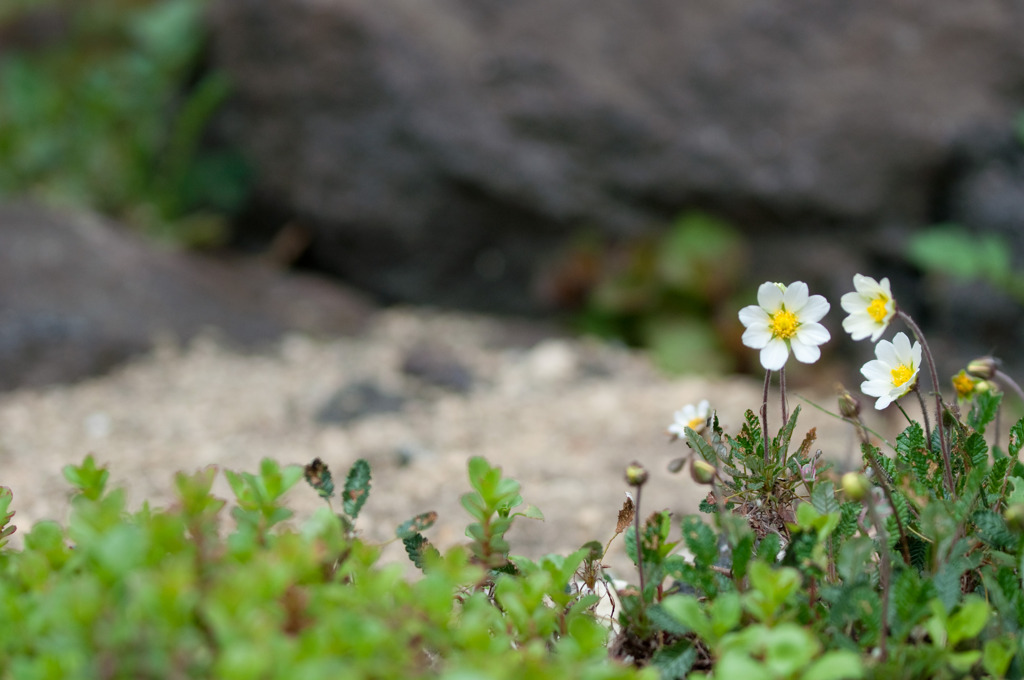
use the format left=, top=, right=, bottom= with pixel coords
left=913, top=385, right=933, bottom=448
left=780, top=366, right=789, bottom=431
left=863, top=492, right=891, bottom=662
left=762, top=370, right=772, bottom=463
left=633, top=486, right=646, bottom=603
left=898, top=310, right=954, bottom=496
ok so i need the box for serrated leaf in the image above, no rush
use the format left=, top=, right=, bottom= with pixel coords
left=342, top=459, right=372, bottom=519
left=302, top=457, right=335, bottom=499
left=969, top=391, right=1002, bottom=433
left=402, top=532, right=439, bottom=571
left=651, top=639, right=698, bottom=679
left=680, top=515, right=718, bottom=569
left=685, top=425, right=720, bottom=464
left=647, top=602, right=691, bottom=636
left=811, top=481, right=840, bottom=515
left=395, top=511, right=438, bottom=540
left=972, top=509, right=1013, bottom=550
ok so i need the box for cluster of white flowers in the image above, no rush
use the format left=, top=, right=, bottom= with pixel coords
left=736, top=275, right=920, bottom=411
left=669, top=274, right=925, bottom=435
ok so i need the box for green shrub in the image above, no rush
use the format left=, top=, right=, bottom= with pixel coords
left=0, top=455, right=651, bottom=680
left=0, top=0, right=250, bottom=246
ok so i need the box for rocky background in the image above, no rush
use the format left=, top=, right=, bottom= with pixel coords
left=1, top=1, right=1024, bottom=564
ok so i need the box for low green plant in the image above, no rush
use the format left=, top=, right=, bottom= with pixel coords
left=0, top=0, right=250, bottom=246
left=602, top=275, right=1024, bottom=678
left=0, top=455, right=650, bottom=679
left=3, top=274, right=1024, bottom=678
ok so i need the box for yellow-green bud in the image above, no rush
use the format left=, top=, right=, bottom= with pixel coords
left=625, top=461, right=649, bottom=487
left=1004, top=504, right=1024, bottom=533
left=975, top=380, right=998, bottom=395
left=967, top=356, right=999, bottom=380
left=690, top=459, right=716, bottom=485
left=841, top=472, right=870, bottom=501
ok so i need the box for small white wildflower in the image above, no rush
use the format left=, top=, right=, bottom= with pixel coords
left=667, top=399, right=711, bottom=438
left=860, top=331, right=922, bottom=409
left=840, top=274, right=896, bottom=342
left=738, top=281, right=831, bottom=371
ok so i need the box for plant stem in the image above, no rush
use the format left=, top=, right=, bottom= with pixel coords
left=780, top=366, right=789, bottom=430
left=862, top=445, right=913, bottom=565
left=863, top=492, right=891, bottom=662
left=762, top=370, right=772, bottom=464
left=898, top=310, right=954, bottom=496
left=633, top=486, right=646, bottom=603
left=913, top=385, right=933, bottom=447
left=995, top=369, right=1024, bottom=404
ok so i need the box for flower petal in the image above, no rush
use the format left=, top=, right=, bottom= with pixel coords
left=840, top=291, right=868, bottom=314
left=790, top=337, right=821, bottom=364
left=757, top=282, right=785, bottom=312
left=738, top=305, right=770, bottom=327
left=875, top=339, right=900, bottom=367
left=795, top=321, right=830, bottom=347
left=891, top=332, right=913, bottom=360
left=783, top=281, right=809, bottom=311
left=759, top=338, right=789, bottom=370
left=799, top=295, right=830, bottom=323
left=742, top=324, right=772, bottom=349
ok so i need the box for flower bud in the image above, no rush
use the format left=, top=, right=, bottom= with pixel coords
left=835, top=384, right=860, bottom=419
left=625, top=461, right=649, bottom=487
left=841, top=472, right=870, bottom=501
left=1004, top=504, right=1024, bottom=533
left=690, top=459, right=716, bottom=485
left=966, top=356, right=999, bottom=380
left=975, top=380, right=999, bottom=395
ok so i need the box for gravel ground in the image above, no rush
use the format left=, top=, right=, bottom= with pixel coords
left=0, top=307, right=860, bottom=576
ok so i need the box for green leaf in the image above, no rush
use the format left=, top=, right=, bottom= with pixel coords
left=395, top=511, right=438, bottom=540
left=802, top=651, right=865, bottom=680
left=973, top=509, right=1014, bottom=550
left=685, top=424, right=721, bottom=464
left=62, top=454, right=110, bottom=501
left=659, top=594, right=711, bottom=639
left=810, top=481, right=840, bottom=515
left=651, top=639, right=698, bottom=679
left=968, top=391, right=1002, bottom=433
left=402, top=532, right=439, bottom=572
left=680, top=515, right=718, bottom=569
left=982, top=636, right=1016, bottom=677
left=302, top=458, right=335, bottom=500
left=342, top=459, right=372, bottom=519
left=947, top=596, right=989, bottom=646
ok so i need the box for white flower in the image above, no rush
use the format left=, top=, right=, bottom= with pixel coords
left=738, top=281, right=831, bottom=371
left=860, top=332, right=922, bottom=409
left=840, top=274, right=896, bottom=342
left=668, top=399, right=711, bottom=438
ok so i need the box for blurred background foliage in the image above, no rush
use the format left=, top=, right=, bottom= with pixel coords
left=571, top=212, right=749, bottom=376
left=0, top=0, right=249, bottom=247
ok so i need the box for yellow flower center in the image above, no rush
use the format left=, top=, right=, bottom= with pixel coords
left=688, top=417, right=705, bottom=431
left=769, top=309, right=799, bottom=340
left=952, top=372, right=975, bottom=399
left=891, top=364, right=914, bottom=388
left=867, top=296, right=890, bottom=323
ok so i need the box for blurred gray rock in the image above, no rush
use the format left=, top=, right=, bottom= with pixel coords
left=209, top=0, right=1024, bottom=312
left=0, top=202, right=374, bottom=390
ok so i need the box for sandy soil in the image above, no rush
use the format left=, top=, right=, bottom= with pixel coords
left=0, top=307, right=861, bottom=577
